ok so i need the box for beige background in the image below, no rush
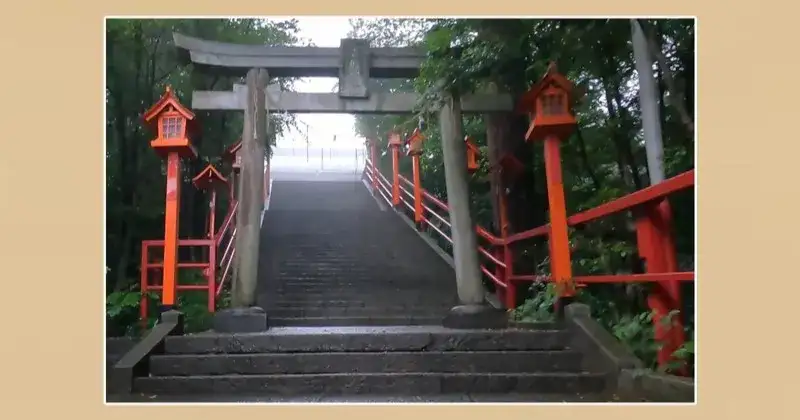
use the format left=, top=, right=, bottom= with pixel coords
left=0, top=0, right=793, bottom=418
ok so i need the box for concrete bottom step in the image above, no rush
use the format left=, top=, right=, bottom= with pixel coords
left=110, top=392, right=624, bottom=403
left=134, top=372, right=608, bottom=396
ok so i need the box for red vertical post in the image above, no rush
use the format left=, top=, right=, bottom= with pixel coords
left=498, top=190, right=515, bottom=309
left=161, top=153, right=182, bottom=309
left=543, top=135, right=574, bottom=299
left=411, top=154, right=423, bottom=224
left=637, top=201, right=684, bottom=373
left=390, top=135, right=401, bottom=206
left=207, top=189, right=217, bottom=312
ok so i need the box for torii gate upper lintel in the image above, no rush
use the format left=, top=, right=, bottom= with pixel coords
left=172, top=32, right=512, bottom=114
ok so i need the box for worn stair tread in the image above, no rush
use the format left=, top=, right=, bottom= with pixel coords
left=134, top=372, right=608, bottom=395
left=110, top=392, right=620, bottom=403
left=270, top=316, right=446, bottom=326
left=150, top=350, right=584, bottom=376
left=166, top=326, right=569, bottom=354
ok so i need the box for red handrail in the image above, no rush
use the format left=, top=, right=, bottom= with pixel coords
left=139, top=165, right=269, bottom=326
left=362, top=148, right=694, bottom=373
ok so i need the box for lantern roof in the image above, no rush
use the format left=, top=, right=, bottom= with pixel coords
left=405, top=128, right=424, bottom=146
left=223, top=140, right=242, bottom=162
left=143, top=86, right=197, bottom=131
left=192, top=164, right=228, bottom=190
left=517, top=62, right=573, bottom=114
left=388, top=131, right=403, bottom=146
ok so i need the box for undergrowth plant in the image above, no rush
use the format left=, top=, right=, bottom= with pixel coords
left=106, top=269, right=232, bottom=337
left=512, top=280, right=695, bottom=376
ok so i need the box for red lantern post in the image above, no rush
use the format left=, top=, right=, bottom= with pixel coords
left=518, top=63, right=577, bottom=310
left=142, top=86, right=198, bottom=312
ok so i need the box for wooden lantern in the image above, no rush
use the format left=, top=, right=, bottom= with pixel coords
left=223, top=140, right=243, bottom=173
left=192, top=164, right=229, bottom=191
left=143, top=86, right=198, bottom=159
left=517, top=62, right=577, bottom=142
left=388, top=131, right=403, bottom=148
left=405, top=128, right=425, bottom=156
left=465, top=136, right=480, bottom=173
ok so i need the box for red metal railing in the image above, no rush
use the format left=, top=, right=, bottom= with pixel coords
left=363, top=146, right=694, bottom=372
left=139, top=166, right=269, bottom=326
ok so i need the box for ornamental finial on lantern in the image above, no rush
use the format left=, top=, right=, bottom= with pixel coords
left=517, top=61, right=577, bottom=142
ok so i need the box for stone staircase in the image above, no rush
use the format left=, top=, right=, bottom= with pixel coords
left=128, top=324, right=612, bottom=401
left=107, top=176, right=658, bottom=402
left=257, top=179, right=459, bottom=327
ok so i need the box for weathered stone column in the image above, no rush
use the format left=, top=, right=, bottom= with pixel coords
left=215, top=68, right=269, bottom=333
left=439, top=92, right=507, bottom=329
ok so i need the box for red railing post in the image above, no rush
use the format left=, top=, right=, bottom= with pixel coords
left=191, top=164, right=228, bottom=313
left=406, top=128, right=426, bottom=229
left=497, top=189, right=516, bottom=309
left=411, top=154, right=424, bottom=226
left=389, top=132, right=402, bottom=207
left=367, top=139, right=379, bottom=193
left=207, top=189, right=217, bottom=312
left=636, top=200, right=685, bottom=373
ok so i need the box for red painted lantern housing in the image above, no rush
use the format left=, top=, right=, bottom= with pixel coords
left=388, top=131, right=403, bottom=148
left=518, top=63, right=577, bottom=142
left=465, top=136, right=480, bottom=173
left=143, top=86, right=198, bottom=159
left=405, top=128, right=425, bottom=156
left=223, top=140, right=243, bottom=173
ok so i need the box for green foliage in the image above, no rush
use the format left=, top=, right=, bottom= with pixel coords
left=511, top=282, right=557, bottom=322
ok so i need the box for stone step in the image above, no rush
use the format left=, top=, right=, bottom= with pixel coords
left=269, top=300, right=450, bottom=309
left=269, top=307, right=450, bottom=318
left=134, top=372, right=608, bottom=396
left=150, top=350, right=584, bottom=376
left=272, top=292, right=457, bottom=301
left=270, top=316, right=445, bottom=327
left=272, top=287, right=454, bottom=295
left=165, top=326, right=569, bottom=354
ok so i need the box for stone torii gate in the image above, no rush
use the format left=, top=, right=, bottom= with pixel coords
left=173, top=33, right=514, bottom=328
